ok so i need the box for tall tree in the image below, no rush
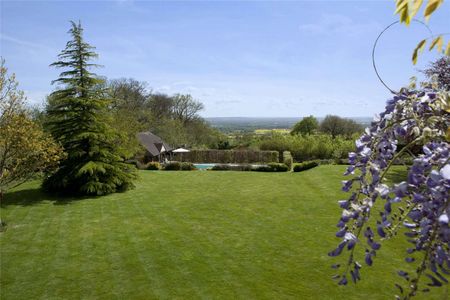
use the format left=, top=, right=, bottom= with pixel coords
left=43, top=22, right=136, bottom=195
left=148, top=92, right=174, bottom=120
left=291, top=115, right=318, bottom=135
left=319, top=115, right=362, bottom=138
left=171, top=94, right=204, bottom=124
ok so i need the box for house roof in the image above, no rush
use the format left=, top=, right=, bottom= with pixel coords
left=137, top=132, right=172, bottom=157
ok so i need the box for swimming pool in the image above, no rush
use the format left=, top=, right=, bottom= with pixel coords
left=193, top=163, right=216, bottom=170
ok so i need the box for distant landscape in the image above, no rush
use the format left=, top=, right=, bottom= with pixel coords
left=206, top=117, right=373, bottom=133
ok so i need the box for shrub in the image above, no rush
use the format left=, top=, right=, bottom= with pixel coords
left=253, top=163, right=289, bottom=172
left=283, top=151, right=293, bottom=171
left=180, top=162, right=196, bottom=170
left=163, top=162, right=181, bottom=170
left=293, top=161, right=319, bottom=172
left=259, top=133, right=356, bottom=162
left=211, top=164, right=252, bottom=171
left=145, top=162, right=160, bottom=170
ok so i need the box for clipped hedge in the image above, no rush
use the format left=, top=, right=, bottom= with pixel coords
left=178, top=150, right=279, bottom=164
left=283, top=151, right=293, bottom=171
left=293, top=161, right=319, bottom=172
left=211, top=164, right=253, bottom=171
left=163, top=162, right=196, bottom=171
left=180, top=162, right=196, bottom=170
left=253, top=163, right=289, bottom=172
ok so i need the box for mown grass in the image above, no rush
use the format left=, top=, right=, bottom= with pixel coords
left=0, top=166, right=447, bottom=299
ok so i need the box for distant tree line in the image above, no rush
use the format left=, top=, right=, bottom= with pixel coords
left=290, top=115, right=362, bottom=138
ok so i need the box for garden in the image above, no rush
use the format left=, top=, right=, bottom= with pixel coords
left=1, top=1, right=449, bottom=299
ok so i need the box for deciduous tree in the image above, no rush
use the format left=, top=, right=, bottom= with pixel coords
left=291, top=115, right=318, bottom=135
left=0, top=59, right=63, bottom=202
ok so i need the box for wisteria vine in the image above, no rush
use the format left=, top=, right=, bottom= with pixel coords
left=329, top=82, right=449, bottom=299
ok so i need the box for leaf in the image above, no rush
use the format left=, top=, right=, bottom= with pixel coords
left=428, top=36, right=443, bottom=52
left=395, top=0, right=411, bottom=24
left=395, top=0, right=408, bottom=15
left=445, top=41, right=450, bottom=56
left=412, top=39, right=426, bottom=65
left=424, top=0, right=443, bottom=22
left=410, top=0, right=424, bottom=19
left=401, top=3, right=411, bottom=24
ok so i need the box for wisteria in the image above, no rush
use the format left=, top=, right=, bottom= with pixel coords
left=329, top=82, right=449, bottom=299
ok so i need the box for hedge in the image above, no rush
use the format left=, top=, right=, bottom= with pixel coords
left=211, top=164, right=253, bottom=171
left=163, top=162, right=196, bottom=171
left=293, top=161, right=319, bottom=172
left=253, top=163, right=289, bottom=172
left=283, top=151, right=293, bottom=171
left=210, top=163, right=288, bottom=172
left=176, top=149, right=279, bottom=164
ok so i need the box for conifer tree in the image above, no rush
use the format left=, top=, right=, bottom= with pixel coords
left=43, top=21, right=136, bottom=195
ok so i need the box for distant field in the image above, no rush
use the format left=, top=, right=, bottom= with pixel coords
left=0, top=167, right=446, bottom=299
left=206, top=117, right=373, bottom=133
left=254, top=128, right=290, bottom=135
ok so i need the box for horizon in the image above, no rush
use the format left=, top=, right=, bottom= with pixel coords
left=1, top=1, right=449, bottom=118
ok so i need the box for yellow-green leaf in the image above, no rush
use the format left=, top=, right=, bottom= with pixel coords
left=424, top=0, right=443, bottom=22
left=395, top=0, right=408, bottom=15
left=429, top=36, right=443, bottom=51
left=412, top=39, right=426, bottom=65
left=445, top=41, right=450, bottom=56
left=410, top=0, right=424, bottom=19
left=400, top=5, right=411, bottom=24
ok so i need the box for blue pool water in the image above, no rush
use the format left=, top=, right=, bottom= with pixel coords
left=194, top=163, right=216, bottom=170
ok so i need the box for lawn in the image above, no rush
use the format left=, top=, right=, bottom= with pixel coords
left=0, top=166, right=447, bottom=299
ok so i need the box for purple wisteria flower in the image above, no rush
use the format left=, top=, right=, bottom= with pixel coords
left=329, top=86, right=450, bottom=299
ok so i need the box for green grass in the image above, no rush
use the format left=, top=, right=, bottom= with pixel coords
left=0, top=166, right=447, bottom=299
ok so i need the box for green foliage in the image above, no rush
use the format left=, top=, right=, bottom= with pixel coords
left=253, top=163, right=289, bottom=172
left=162, top=162, right=195, bottom=171
left=105, top=79, right=225, bottom=153
left=293, top=161, right=319, bottom=172
left=0, top=59, right=63, bottom=196
left=290, top=115, right=318, bottom=135
left=180, top=162, right=196, bottom=171
left=210, top=164, right=253, bottom=171
left=43, top=22, right=137, bottom=196
left=181, top=149, right=279, bottom=164
left=319, top=115, right=362, bottom=138
left=145, top=162, right=160, bottom=170
left=282, top=151, right=293, bottom=171
left=258, top=133, right=355, bottom=162
left=163, top=162, right=181, bottom=170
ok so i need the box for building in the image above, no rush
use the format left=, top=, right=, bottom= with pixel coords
left=136, top=131, right=173, bottom=162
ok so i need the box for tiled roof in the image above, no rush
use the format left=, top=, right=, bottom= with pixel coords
left=136, top=132, right=172, bottom=156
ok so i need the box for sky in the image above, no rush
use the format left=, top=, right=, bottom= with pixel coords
left=1, top=0, right=449, bottom=118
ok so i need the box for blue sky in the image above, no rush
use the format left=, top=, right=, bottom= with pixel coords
left=1, top=0, right=449, bottom=117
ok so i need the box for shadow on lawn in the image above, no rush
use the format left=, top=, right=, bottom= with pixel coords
left=1, top=187, right=93, bottom=207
